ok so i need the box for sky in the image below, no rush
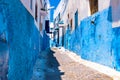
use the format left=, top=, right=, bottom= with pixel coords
left=49, top=0, right=60, bottom=22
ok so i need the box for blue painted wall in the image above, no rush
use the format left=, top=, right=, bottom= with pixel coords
left=0, top=0, right=49, bottom=80
left=63, top=8, right=120, bottom=71
left=112, top=27, right=120, bottom=71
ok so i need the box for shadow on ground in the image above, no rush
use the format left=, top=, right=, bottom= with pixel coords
left=0, top=41, right=9, bottom=80
left=32, top=48, right=64, bottom=80
left=44, top=49, right=64, bottom=80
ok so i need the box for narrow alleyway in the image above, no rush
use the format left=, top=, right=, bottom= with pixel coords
left=31, top=47, right=113, bottom=80
left=0, top=0, right=120, bottom=79
left=31, top=48, right=63, bottom=80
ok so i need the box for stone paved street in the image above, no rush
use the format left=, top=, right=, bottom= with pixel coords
left=32, top=48, right=113, bottom=80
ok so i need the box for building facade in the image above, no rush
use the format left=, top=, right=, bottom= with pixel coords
left=0, top=0, right=50, bottom=80
left=21, top=0, right=50, bottom=50
left=21, top=0, right=50, bottom=34
left=54, top=0, right=120, bottom=71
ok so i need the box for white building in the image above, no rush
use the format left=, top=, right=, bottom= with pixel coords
left=54, top=0, right=111, bottom=30
left=54, top=0, right=120, bottom=30
left=20, top=0, right=50, bottom=35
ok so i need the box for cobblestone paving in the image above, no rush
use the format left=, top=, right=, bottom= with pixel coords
left=32, top=48, right=113, bottom=80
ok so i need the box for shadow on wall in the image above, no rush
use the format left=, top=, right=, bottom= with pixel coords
left=112, top=27, right=120, bottom=71
left=0, top=1, right=9, bottom=80
left=111, top=0, right=120, bottom=22
left=107, top=2, right=112, bottom=22
left=42, top=30, right=50, bottom=51
left=0, top=41, right=9, bottom=80
left=45, top=49, right=64, bottom=80
left=108, top=0, right=120, bottom=27
left=109, top=0, right=120, bottom=71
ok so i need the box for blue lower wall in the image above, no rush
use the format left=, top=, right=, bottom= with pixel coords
left=63, top=8, right=120, bottom=71
left=0, top=0, right=49, bottom=80
left=112, top=28, right=120, bottom=71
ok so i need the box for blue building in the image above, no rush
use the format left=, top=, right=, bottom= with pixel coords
left=0, top=0, right=50, bottom=79
left=54, top=0, right=120, bottom=71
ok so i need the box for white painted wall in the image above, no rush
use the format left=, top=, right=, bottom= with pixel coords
left=78, top=0, right=90, bottom=22
left=98, top=0, right=110, bottom=11
left=59, top=0, right=90, bottom=31
left=55, top=0, right=120, bottom=30
left=20, top=0, right=34, bottom=16
left=54, top=0, right=63, bottom=19
left=20, top=0, right=50, bottom=31
left=111, top=0, right=120, bottom=28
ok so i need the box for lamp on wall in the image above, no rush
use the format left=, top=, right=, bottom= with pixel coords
left=41, top=6, right=54, bottom=11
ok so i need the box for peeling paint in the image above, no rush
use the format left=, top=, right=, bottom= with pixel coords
left=63, top=8, right=120, bottom=71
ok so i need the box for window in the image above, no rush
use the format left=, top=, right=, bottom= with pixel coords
left=89, top=0, right=98, bottom=15
left=68, top=14, right=69, bottom=19
left=58, top=13, right=60, bottom=21
left=45, top=20, right=50, bottom=33
left=30, top=0, right=32, bottom=10
left=70, top=19, right=72, bottom=30
left=74, top=10, right=78, bottom=29
left=35, top=4, right=38, bottom=21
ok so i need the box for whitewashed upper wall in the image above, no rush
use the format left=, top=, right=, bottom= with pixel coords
left=20, top=0, right=49, bottom=31
left=99, top=0, right=120, bottom=28
left=60, top=0, right=90, bottom=30
left=98, top=0, right=110, bottom=11
left=20, top=0, right=34, bottom=16
left=54, top=0, right=65, bottom=19
left=20, top=0, right=44, bottom=17
left=54, top=0, right=120, bottom=29
left=78, top=0, right=90, bottom=22
left=111, top=0, right=120, bottom=28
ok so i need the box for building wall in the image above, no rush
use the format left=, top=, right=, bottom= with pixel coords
left=63, top=7, right=120, bottom=71
left=111, top=0, right=120, bottom=28
left=54, top=0, right=94, bottom=32
left=65, top=8, right=113, bottom=67
left=98, top=0, right=110, bottom=11
left=21, top=0, right=49, bottom=32
left=20, top=0, right=35, bottom=17
left=54, top=0, right=114, bottom=31
left=0, top=5, right=8, bottom=79
left=113, top=27, right=120, bottom=71
left=54, top=0, right=120, bottom=71
left=20, top=0, right=44, bottom=17
left=0, top=0, right=50, bottom=79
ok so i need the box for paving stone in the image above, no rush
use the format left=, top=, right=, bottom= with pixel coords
left=32, top=48, right=113, bottom=80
